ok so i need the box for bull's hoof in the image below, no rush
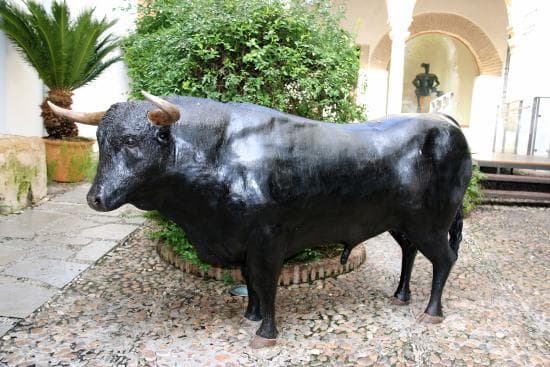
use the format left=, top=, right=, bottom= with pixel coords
left=250, top=335, right=277, bottom=349
left=391, top=297, right=410, bottom=306
left=240, top=317, right=262, bottom=328
left=417, top=313, right=444, bottom=324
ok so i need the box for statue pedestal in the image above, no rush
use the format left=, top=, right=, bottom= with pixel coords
left=419, top=96, right=431, bottom=113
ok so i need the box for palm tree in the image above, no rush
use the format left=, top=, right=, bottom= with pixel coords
left=0, top=0, right=120, bottom=139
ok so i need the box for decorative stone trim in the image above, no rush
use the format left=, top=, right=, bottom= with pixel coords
left=156, top=241, right=367, bottom=286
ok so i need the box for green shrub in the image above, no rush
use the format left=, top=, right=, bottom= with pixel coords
left=285, top=244, right=343, bottom=264
left=145, top=211, right=210, bottom=272
left=463, top=165, right=485, bottom=215
left=123, top=0, right=365, bottom=122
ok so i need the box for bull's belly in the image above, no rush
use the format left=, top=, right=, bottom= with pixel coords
left=282, top=203, right=395, bottom=257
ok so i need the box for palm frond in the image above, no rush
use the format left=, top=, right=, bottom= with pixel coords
left=0, top=2, right=44, bottom=78
left=25, top=1, right=61, bottom=85
left=0, top=0, right=120, bottom=90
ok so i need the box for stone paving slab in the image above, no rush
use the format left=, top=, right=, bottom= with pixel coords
left=0, top=183, right=143, bottom=332
left=4, top=259, right=89, bottom=288
left=32, top=235, right=92, bottom=248
left=0, top=239, right=38, bottom=250
left=91, top=213, right=148, bottom=225
left=75, top=240, right=118, bottom=262
left=0, top=247, right=25, bottom=266
left=0, top=210, right=67, bottom=239
left=49, top=184, right=91, bottom=204
left=0, top=281, right=57, bottom=318
left=0, top=318, right=19, bottom=337
left=79, top=223, right=139, bottom=241
left=38, top=218, right=104, bottom=235
left=27, top=246, right=77, bottom=261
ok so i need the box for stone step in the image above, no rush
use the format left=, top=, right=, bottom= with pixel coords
left=482, top=189, right=550, bottom=203
left=482, top=173, right=550, bottom=185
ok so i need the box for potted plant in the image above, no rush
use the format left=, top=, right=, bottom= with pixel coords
left=0, top=0, right=120, bottom=182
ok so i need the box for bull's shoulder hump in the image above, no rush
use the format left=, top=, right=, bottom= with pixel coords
left=223, top=109, right=323, bottom=139
left=224, top=102, right=321, bottom=124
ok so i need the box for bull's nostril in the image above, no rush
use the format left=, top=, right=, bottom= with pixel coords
left=94, top=196, right=102, bottom=206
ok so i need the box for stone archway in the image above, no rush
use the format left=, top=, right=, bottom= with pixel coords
left=371, top=13, right=503, bottom=75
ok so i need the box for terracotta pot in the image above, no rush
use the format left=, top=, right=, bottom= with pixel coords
left=43, top=138, right=95, bottom=183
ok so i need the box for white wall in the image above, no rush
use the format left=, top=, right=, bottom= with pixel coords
left=3, top=38, right=44, bottom=137
left=365, top=68, right=389, bottom=119
left=0, top=33, right=5, bottom=134
left=0, top=0, right=43, bottom=137
left=68, top=0, right=137, bottom=139
left=505, top=1, right=550, bottom=102
left=469, top=75, right=502, bottom=154
left=336, top=0, right=390, bottom=52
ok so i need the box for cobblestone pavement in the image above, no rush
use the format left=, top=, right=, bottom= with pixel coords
left=0, top=184, right=143, bottom=338
left=0, top=205, right=548, bottom=366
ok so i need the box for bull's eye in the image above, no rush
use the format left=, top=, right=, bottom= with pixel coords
left=158, top=130, right=169, bottom=141
left=124, top=136, right=137, bottom=147
left=156, top=127, right=171, bottom=144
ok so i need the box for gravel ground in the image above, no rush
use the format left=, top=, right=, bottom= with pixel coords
left=0, top=205, right=548, bottom=366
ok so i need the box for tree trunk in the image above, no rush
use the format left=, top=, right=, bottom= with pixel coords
left=41, top=89, right=78, bottom=139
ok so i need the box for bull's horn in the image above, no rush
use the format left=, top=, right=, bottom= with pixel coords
left=141, top=90, right=180, bottom=126
left=46, top=101, right=104, bottom=126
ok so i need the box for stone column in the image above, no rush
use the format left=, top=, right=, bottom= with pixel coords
left=385, top=0, right=416, bottom=114
left=366, top=68, right=389, bottom=119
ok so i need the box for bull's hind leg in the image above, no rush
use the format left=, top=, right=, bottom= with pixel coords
left=389, top=230, right=418, bottom=305
left=413, top=232, right=458, bottom=323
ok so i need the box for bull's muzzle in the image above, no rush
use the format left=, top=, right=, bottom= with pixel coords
left=86, top=185, right=109, bottom=212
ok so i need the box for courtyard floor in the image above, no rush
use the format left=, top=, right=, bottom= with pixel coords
left=0, top=197, right=548, bottom=366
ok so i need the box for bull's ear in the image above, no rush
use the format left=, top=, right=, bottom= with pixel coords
left=155, top=126, right=171, bottom=145
left=142, top=91, right=180, bottom=126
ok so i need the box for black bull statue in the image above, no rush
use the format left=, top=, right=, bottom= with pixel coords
left=49, top=92, right=472, bottom=348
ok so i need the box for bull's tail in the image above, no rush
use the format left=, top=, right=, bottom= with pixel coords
left=448, top=206, right=464, bottom=256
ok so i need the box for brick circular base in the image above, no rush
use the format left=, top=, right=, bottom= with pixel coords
left=156, top=241, right=367, bottom=286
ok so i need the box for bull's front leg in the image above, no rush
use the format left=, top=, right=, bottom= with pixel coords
left=244, top=229, right=285, bottom=348
left=240, top=265, right=262, bottom=321
left=246, top=260, right=282, bottom=348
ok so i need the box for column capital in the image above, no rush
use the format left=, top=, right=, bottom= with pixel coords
left=386, top=0, right=415, bottom=41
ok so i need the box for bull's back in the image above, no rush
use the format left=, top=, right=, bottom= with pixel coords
left=249, top=114, right=470, bottom=250
left=264, top=114, right=469, bottom=203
